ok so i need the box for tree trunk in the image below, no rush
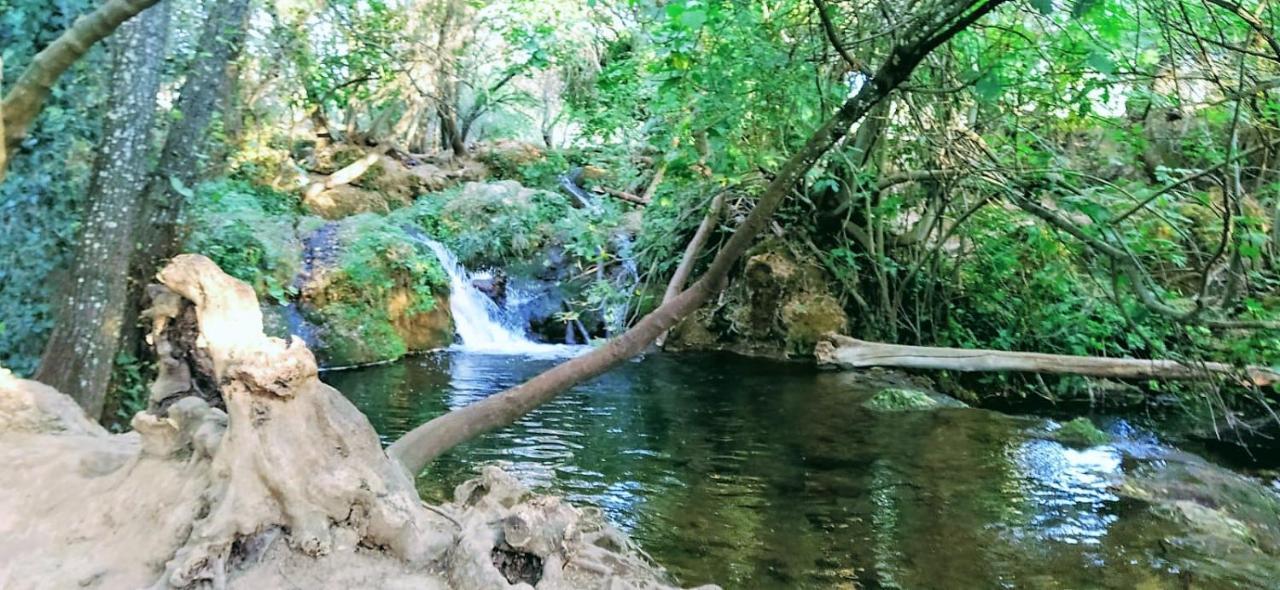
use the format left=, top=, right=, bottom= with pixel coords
left=814, top=334, right=1280, bottom=386
left=387, top=0, right=1010, bottom=476
left=0, top=56, right=7, bottom=184
left=435, top=0, right=467, bottom=158
left=34, top=3, right=171, bottom=417
left=122, top=0, right=252, bottom=374
left=0, top=0, right=163, bottom=180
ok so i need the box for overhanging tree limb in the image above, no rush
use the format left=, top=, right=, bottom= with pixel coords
left=1, top=0, right=163, bottom=157
left=387, top=0, right=1011, bottom=476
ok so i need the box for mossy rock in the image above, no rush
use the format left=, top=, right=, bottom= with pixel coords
left=782, top=294, right=847, bottom=355
left=1052, top=417, right=1110, bottom=447
left=863, top=388, right=940, bottom=412
left=297, top=215, right=454, bottom=367
left=1116, top=449, right=1280, bottom=586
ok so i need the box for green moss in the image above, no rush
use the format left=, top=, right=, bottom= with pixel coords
left=1054, top=417, right=1111, bottom=446
left=331, top=214, right=448, bottom=312
left=863, top=388, right=939, bottom=412
left=311, top=302, right=407, bottom=367
left=302, top=215, right=451, bottom=366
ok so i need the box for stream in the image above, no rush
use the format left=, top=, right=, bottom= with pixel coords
left=322, top=351, right=1274, bottom=589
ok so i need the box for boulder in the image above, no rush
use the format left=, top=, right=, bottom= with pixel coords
left=667, top=245, right=848, bottom=358
left=292, top=217, right=454, bottom=367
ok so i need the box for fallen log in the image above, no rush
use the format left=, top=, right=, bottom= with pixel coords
left=815, top=334, right=1280, bottom=386
left=598, top=186, right=650, bottom=206
left=303, top=145, right=388, bottom=201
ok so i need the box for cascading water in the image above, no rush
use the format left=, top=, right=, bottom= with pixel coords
left=421, top=239, right=577, bottom=355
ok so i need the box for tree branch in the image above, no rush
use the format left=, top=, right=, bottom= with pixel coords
left=2, top=0, right=163, bottom=152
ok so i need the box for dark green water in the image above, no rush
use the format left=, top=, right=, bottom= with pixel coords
left=323, top=351, right=1245, bottom=589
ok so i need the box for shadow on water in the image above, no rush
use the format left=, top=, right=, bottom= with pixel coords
left=323, top=351, right=1243, bottom=589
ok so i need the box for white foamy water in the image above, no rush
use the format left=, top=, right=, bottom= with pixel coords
left=423, top=239, right=580, bottom=357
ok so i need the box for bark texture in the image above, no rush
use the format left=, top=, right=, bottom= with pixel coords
left=0, top=255, right=709, bottom=590
left=814, top=334, right=1280, bottom=386
left=1, top=0, right=162, bottom=154
left=134, top=0, right=251, bottom=267
left=388, top=0, right=1010, bottom=476
left=0, top=56, right=7, bottom=184
left=122, top=0, right=253, bottom=368
left=34, top=3, right=172, bottom=417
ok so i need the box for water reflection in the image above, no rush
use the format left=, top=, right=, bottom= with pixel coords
left=1009, top=441, right=1120, bottom=546
left=324, top=351, right=1237, bottom=589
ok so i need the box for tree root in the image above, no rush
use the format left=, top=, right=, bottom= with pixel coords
left=0, top=254, right=707, bottom=589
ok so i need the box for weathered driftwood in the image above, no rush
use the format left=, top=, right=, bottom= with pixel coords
left=815, top=334, right=1280, bottom=386
left=303, top=145, right=389, bottom=201
left=600, top=186, right=651, bottom=206
left=0, top=254, right=709, bottom=590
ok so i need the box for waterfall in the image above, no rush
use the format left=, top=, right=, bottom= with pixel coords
left=422, top=239, right=576, bottom=355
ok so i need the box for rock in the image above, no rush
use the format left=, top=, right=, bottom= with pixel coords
left=389, top=291, right=454, bottom=352
left=303, top=183, right=408, bottom=220
left=863, top=388, right=941, bottom=412
left=781, top=294, right=846, bottom=353
left=1115, top=448, right=1280, bottom=587
left=472, top=270, right=508, bottom=306
left=293, top=216, right=453, bottom=367
left=1052, top=417, right=1111, bottom=447
left=666, top=245, right=848, bottom=359
left=475, top=140, right=546, bottom=177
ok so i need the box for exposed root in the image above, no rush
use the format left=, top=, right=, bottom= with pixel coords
left=0, top=254, right=712, bottom=589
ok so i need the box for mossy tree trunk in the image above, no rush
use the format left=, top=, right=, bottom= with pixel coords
left=34, top=3, right=172, bottom=416
left=388, top=0, right=1011, bottom=475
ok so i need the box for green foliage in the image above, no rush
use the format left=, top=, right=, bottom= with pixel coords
left=184, top=180, right=304, bottom=303
left=333, top=214, right=449, bottom=313
left=108, top=352, right=149, bottom=432
left=393, top=181, right=590, bottom=267
left=0, top=1, right=107, bottom=375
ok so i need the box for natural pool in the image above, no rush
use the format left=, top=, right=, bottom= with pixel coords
left=323, top=350, right=1275, bottom=589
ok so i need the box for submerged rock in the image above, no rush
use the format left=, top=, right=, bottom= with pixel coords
left=0, top=254, right=710, bottom=590
left=1115, top=448, right=1280, bottom=587
left=862, top=387, right=968, bottom=412
left=1052, top=417, right=1111, bottom=447
left=864, top=388, right=939, bottom=412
